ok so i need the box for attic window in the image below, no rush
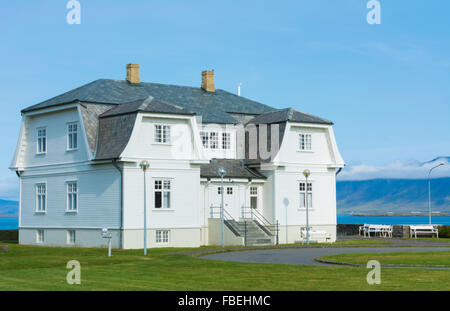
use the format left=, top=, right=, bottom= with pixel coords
left=36, top=127, right=47, bottom=154
left=299, top=134, right=312, bottom=151
left=154, top=125, right=171, bottom=144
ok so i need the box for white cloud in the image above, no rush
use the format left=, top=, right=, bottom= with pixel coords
left=338, top=157, right=450, bottom=181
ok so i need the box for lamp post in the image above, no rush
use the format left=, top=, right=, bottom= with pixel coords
left=139, top=160, right=150, bottom=256
left=303, top=169, right=311, bottom=244
left=218, top=167, right=227, bottom=248
left=428, top=163, right=444, bottom=225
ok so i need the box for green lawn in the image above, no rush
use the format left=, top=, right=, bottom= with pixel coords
left=0, top=243, right=449, bottom=291
left=319, top=251, right=450, bottom=266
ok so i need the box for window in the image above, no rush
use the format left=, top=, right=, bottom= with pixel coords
left=299, top=134, right=312, bottom=151
left=156, top=230, right=169, bottom=244
left=154, top=125, right=171, bottom=144
left=67, top=230, right=76, bottom=244
left=222, top=133, right=231, bottom=150
left=37, top=128, right=47, bottom=154
left=67, top=123, right=78, bottom=150
left=226, top=187, right=233, bottom=195
left=200, top=131, right=209, bottom=148
left=67, top=182, right=78, bottom=212
left=36, top=183, right=46, bottom=212
left=299, top=182, right=312, bottom=209
left=200, top=130, right=231, bottom=150
left=154, top=180, right=171, bottom=209
left=250, top=187, right=258, bottom=209
left=209, top=132, right=218, bottom=149
left=36, top=230, right=44, bottom=243
left=217, top=187, right=222, bottom=195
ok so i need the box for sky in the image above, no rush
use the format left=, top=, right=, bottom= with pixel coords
left=0, top=0, right=449, bottom=200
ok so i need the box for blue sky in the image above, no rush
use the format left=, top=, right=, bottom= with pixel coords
left=1, top=0, right=449, bottom=199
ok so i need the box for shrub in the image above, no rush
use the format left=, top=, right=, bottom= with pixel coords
left=437, top=226, right=450, bottom=238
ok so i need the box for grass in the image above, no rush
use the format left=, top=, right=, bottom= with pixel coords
left=319, top=251, right=450, bottom=266
left=407, top=237, right=450, bottom=243
left=1, top=242, right=449, bottom=291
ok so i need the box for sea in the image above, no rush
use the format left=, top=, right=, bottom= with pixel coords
left=0, top=216, right=449, bottom=230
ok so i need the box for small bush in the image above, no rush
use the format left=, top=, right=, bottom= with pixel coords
left=0, top=230, right=18, bottom=242
left=437, top=226, right=450, bottom=238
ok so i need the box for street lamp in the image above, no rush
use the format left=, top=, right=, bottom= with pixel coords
left=303, top=169, right=311, bottom=244
left=139, top=160, right=150, bottom=255
left=428, top=163, right=444, bottom=225
left=218, top=167, right=227, bottom=248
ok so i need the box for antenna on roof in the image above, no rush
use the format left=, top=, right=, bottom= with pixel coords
left=238, top=83, right=242, bottom=96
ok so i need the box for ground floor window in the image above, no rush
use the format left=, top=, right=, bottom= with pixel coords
left=36, top=229, right=44, bottom=243
left=154, top=180, right=171, bottom=209
left=67, top=230, right=76, bottom=244
left=156, top=230, right=169, bottom=244
left=250, top=186, right=258, bottom=209
left=299, top=182, right=313, bottom=208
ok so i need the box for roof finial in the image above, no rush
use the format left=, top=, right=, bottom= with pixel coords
left=238, top=83, right=242, bottom=96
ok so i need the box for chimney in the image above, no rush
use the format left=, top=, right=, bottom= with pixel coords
left=126, top=63, right=140, bottom=84
left=201, top=70, right=215, bottom=92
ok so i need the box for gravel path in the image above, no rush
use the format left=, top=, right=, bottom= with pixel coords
left=202, top=246, right=450, bottom=268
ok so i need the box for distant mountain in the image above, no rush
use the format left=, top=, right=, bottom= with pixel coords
left=0, top=200, right=19, bottom=217
left=337, top=178, right=450, bottom=214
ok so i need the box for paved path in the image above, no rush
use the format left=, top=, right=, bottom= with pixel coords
left=202, top=247, right=450, bottom=267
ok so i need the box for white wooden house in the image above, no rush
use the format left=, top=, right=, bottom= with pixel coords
left=10, top=64, right=345, bottom=248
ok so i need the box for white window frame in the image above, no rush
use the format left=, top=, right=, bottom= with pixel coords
left=67, top=122, right=78, bottom=151
left=299, top=181, right=313, bottom=209
left=222, top=132, right=231, bottom=150
left=154, top=179, right=172, bottom=209
left=154, top=124, right=171, bottom=144
left=36, top=229, right=44, bottom=243
left=36, top=127, right=47, bottom=154
left=298, top=133, right=312, bottom=151
left=66, top=181, right=78, bottom=212
left=35, top=183, right=47, bottom=213
left=67, top=230, right=76, bottom=245
left=156, top=230, right=170, bottom=244
left=200, top=130, right=232, bottom=150
left=226, top=187, right=233, bottom=195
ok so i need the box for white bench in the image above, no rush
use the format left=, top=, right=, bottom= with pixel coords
left=361, top=224, right=392, bottom=238
left=409, top=225, right=439, bottom=238
left=300, top=228, right=332, bottom=242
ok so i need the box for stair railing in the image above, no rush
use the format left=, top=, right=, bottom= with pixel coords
left=241, top=205, right=279, bottom=244
left=209, top=205, right=241, bottom=236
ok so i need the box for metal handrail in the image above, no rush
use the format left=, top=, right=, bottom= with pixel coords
left=241, top=206, right=277, bottom=236
left=209, top=205, right=241, bottom=235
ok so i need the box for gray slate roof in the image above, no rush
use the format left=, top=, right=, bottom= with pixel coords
left=100, top=96, right=195, bottom=118
left=22, top=79, right=274, bottom=124
left=247, top=108, right=333, bottom=125
left=200, top=159, right=266, bottom=179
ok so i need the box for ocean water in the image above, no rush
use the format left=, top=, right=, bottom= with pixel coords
left=0, top=218, right=18, bottom=230
left=337, top=215, right=450, bottom=226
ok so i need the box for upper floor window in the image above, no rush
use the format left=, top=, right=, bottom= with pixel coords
left=36, top=183, right=47, bottom=212
left=67, top=181, right=78, bottom=212
left=154, top=125, right=171, bottom=144
left=37, top=127, right=47, bottom=154
left=222, top=133, right=231, bottom=150
left=299, top=134, right=312, bottom=151
left=299, top=182, right=312, bottom=209
left=154, top=179, right=171, bottom=209
left=67, top=123, right=78, bottom=150
left=200, top=130, right=231, bottom=150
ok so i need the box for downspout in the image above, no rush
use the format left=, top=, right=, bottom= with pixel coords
left=204, top=178, right=211, bottom=245
left=112, top=159, right=124, bottom=249
left=335, top=168, right=343, bottom=176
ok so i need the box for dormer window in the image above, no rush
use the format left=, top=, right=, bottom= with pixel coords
left=36, top=127, right=47, bottom=154
left=154, top=125, right=171, bottom=144
left=200, top=130, right=231, bottom=150
left=299, top=134, right=312, bottom=151
left=67, top=123, right=78, bottom=150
